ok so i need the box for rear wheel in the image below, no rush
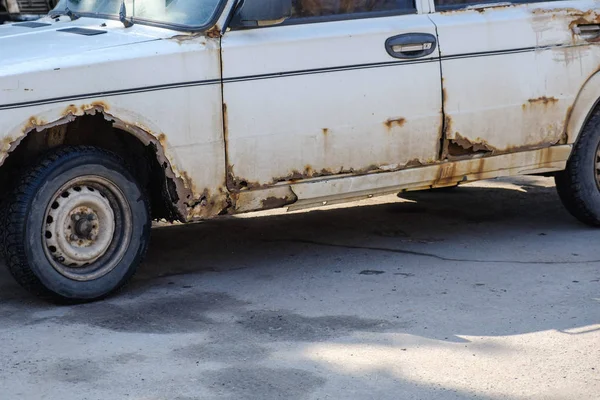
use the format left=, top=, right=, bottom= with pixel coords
left=3, top=146, right=150, bottom=302
left=555, top=111, right=600, bottom=226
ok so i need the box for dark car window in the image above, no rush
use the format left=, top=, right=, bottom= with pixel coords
left=290, top=0, right=415, bottom=18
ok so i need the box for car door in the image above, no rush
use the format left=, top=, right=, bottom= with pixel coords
left=221, top=0, right=443, bottom=191
left=429, top=0, right=600, bottom=159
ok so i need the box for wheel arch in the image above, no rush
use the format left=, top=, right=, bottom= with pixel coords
left=566, top=69, right=600, bottom=147
left=0, top=103, right=198, bottom=222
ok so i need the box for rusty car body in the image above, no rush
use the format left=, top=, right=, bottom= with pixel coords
left=1, top=0, right=600, bottom=301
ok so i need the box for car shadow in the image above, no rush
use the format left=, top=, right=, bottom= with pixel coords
left=0, top=177, right=597, bottom=399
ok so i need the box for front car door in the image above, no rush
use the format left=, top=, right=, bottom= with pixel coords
left=429, top=0, right=600, bottom=159
left=221, top=0, right=444, bottom=193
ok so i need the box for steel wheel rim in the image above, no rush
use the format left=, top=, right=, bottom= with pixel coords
left=42, top=175, right=133, bottom=282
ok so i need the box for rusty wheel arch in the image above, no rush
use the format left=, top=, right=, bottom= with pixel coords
left=1, top=106, right=195, bottom=222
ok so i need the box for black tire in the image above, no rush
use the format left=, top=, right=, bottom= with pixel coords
left=555, top=110, right=600, bottom=226
left=3, top=146, right=150, bottom=302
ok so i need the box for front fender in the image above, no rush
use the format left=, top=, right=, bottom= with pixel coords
left=0, top=101, right=225, bottom=220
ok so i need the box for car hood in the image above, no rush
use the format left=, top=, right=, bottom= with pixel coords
left=0, top=16, right=172, bottom=72
left=0, top=15, right=214, bottom=110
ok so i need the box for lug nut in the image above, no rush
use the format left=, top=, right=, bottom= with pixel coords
left=72, top=214, right=81, bottom=222
left=70, top=234, right=78, bottom=241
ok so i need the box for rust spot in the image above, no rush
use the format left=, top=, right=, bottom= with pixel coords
left=185, top=187, right=232, bottom=218
left=434, top=163, right=457, bottom=186
left=443, top=115, right=452, bottom=138
left=532, top=7, right=584, bottom=16
left=88, top=101, right=110, bottom=111
left=527, top=96, right=559, bottom=106
left=383, top=117, right=406, bottom=130
left=405, top=158, right=424, bottom=168
left=322, top=128, right=329, bottom=135
left=223, top=102, right=240, bottom=191
left=260, top=196, right=292, bottom=210
left=63, top=104, right=78, bottom=116
left=206, top=25, right=221, bottom=39
left=222, top=103, right=228, bottom=144
left=440, top=3, right=516, bottom=14
left=562, top=105, right=573, bottom=144
left=0, top=136, right=14, bottom=153
left=471, top=157, right=487, bottom=181
left=22, top=116, right=47, bottom=133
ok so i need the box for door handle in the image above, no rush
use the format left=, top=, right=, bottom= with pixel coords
left=385, top=33, right=437, bottom=59
left=572, top=24, right=600, bottom=41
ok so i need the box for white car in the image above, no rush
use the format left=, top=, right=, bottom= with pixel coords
left=0, top=0, right=599, bottom=302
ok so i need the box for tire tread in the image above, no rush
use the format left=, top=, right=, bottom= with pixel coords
left=2, top=146, right=150, bottom=302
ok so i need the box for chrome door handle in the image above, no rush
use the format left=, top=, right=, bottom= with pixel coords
left=392, top=42, right=433, bottom=53
left=385, top=33, right=437, bottom=59
left=572, top=24, right=600, bottom=41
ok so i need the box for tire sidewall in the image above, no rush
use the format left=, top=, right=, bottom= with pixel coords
left=24, top=152, right=148, bottom=300
left=575, top=123, right=600, bottom=213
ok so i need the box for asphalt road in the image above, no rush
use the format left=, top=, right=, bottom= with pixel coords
left=0, top=176, right=598, bottom=400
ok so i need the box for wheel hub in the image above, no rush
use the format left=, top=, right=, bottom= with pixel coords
left=70, top=210, right=98, bottom=241
left=44, top=185, right=116, bottom=270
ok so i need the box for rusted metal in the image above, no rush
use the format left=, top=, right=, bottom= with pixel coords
left=448, top=132, right=495, bottom=155
left=289, top=145, right=572, bottom=211
left=206, top=25, right=222, bottom=39
left=232, top=186, right=297, bottom=213
left=260, top=196, right=294, bottom=209
left=527, top=96, right=559, bottom=106
left=383, top=117, right=406, bottom=130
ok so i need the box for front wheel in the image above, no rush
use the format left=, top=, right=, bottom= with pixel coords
left=555, top=110, right=600, bottom=226
left=3, top=146, right=150, bottom=302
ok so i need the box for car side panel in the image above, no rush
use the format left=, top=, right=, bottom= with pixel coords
left=221, top=14, right=443, bottom=189
left=429, top=0, right=600, bottom=156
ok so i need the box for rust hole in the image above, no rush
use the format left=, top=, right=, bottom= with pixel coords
left=446, top=132, right=494, bottom=157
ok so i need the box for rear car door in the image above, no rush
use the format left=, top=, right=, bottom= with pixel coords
left=429, top=0, right=600, bottom=158
left=221, top=0, right=443, bottom=190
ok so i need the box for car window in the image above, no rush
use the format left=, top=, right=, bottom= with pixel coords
left=290, top=0, right=416, bottom=19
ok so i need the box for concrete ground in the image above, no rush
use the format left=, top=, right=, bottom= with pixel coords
left=0, top=176, right=598, bottom=400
